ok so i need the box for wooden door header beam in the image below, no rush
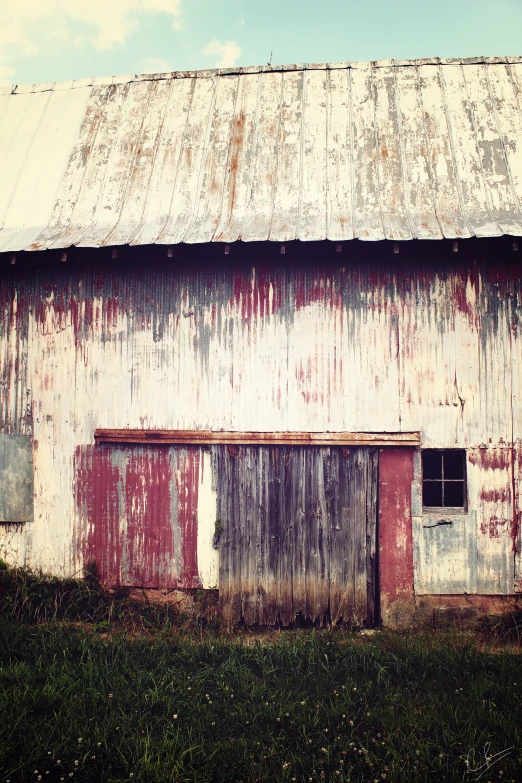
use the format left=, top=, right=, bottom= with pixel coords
left=94, top=430, right=421, bottom=447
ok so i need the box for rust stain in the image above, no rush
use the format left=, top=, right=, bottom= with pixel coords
left=480, top=517, right=508, bottom=539
left=468, top=448, right=512, bottom=471
left=479, top=487, right=511, bottom=504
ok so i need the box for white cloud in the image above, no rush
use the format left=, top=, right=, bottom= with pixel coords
left=202, top=39, right=242, bottom=68
left=0, top=0, right=183, bottom=81
left=141, top=57, right=173, bottom=74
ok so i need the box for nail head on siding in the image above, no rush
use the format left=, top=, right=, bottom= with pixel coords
left=280, top=244, right=286, bottom=254
left=224, top=244, right=230, bottom=255
left=394, top=243, right=399, bottom=254
left=514, top=241, right=519, bottom=252
left=61, top=252, right=67, bottom=262
left=167, top=247, right=173, bottom=257
left=10, top=254, right=15, bottom=265
left=453, top=241, right=458, bottom=253
left=336, top=243, right=342, bottom=253
left=112, top=248, right=118, bottom=259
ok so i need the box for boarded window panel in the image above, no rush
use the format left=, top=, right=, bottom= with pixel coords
left=0, top=435, right=33, bottom=523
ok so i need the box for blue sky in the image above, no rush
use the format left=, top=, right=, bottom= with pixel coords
left=2, top=0, right=522, bottom=86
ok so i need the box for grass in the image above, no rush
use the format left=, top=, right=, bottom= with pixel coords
left=0, top=564, right=521, bottom=782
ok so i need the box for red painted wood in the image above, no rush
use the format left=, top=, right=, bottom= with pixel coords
left=378, top=449, right=415, bottom=614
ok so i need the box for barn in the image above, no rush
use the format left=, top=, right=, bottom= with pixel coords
left=1, top=56, right=521, bottom=627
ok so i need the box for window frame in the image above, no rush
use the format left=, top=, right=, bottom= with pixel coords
left=421, top=448, right=467, bottom=514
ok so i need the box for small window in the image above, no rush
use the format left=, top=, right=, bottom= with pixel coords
left=422, top=450, right=466, bottom=511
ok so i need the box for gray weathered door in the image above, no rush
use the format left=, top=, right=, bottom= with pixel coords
left=212, top=445, right=378, bottom=626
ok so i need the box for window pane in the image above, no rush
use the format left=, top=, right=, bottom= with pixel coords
left=444, top=481, right=464, bottom=507
left=444, top=451, right=464, bottom=480
left=423, top=481, right=442, bottom=507
left=423, top=451, right=442, bottom=480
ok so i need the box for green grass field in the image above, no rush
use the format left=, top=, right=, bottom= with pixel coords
left=0, top=564, right=521, bottom=783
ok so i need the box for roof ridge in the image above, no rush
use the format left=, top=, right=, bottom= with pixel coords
left=2, top=56, right=522, bottom=96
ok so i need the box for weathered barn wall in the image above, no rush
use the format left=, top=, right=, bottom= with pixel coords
left=0, top=254, right=520, bottom=596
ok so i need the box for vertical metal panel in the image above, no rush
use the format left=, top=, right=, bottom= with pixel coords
left=417, top=64, right=470, bottom=238
left=373, top=65, right=412, bottom=240
left=213, top=73, right=263, bottom=243
left=393, top=66, right=442, bottom=240
left=185, top=76, right=239, bottom=244
left=325, top=67, right=354, bottom=240
left=440, top=64, right=501, bottom=237
left=240, top=71, right=283, bottom=242
left=159, top=76, right=218, bottom=244
left=380, top=449, right=415, bottom=621
left=297, top=69, right=328, bottom=241
left=214, top=445, right=377, bottom=625
left=74, top=444, right=201, bottom=588
left=351, top=64, right=383, bottom=240
left=269, top=70, right=305, bottom=241
left=104, top=79, right=174, bottom=247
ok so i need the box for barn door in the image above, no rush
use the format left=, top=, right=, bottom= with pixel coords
left=212, top=446, right=378, bottom=626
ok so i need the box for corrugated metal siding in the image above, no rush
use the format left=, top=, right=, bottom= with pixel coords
left=0, top=257, right=520, bottom=592
left=1, top=58, right=522, bottom=252
left=74, top=444, right=201, bottom=588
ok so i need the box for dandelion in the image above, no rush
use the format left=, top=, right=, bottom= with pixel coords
left=367, top=712, right=371, bottom=716
left=97, top=743, right=101, bottom=746
left=74, top=761, right=79, bottom=766
left=173, top=715, right=178, bottom=720
left=283, top=762, right=290, bottom=769
left=350, top=720, right=354, bottom=726
left=276, top=717, right=281, bottom=722
left=285, top=712, right=289, bottom=717
left=353, top=687, right=357, bottom=691
left=108, top=694, right=113, bottom=699
left=321, top=747, right=327, bottom=754
left=77, top=738, right=82, bottom=742
left=211, top=722, right=215, bottom=726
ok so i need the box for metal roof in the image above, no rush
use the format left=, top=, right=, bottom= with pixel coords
left=1, top=57, right=522, bottom=251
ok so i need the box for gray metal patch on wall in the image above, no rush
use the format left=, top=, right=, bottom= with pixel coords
left=0, top=435, right=33, bottom=523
